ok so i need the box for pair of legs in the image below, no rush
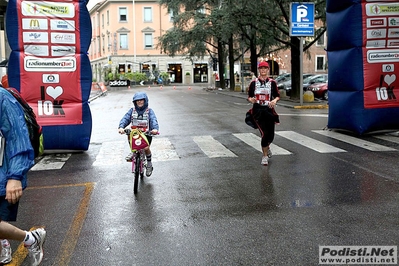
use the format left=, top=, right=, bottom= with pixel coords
left=0, top=198, right=46, bottom=265
left=126, top=135, right=153, bottom=176
left=254, top=108, right=276, bottom=164
left=0, top=222, right=46, bottom=266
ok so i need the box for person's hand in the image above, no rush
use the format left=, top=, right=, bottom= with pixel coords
left=150, top=129, right=159, bottom=135
left=118, top=128, right=125, bottom=134
left=248, top=97, right=256, bottom=104
left=6, top=179, right=23, bottom=204
left=268, top=100, right=277, bottom=108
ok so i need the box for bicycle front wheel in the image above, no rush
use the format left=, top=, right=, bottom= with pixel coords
left=133, top=154, right=140, bottom=194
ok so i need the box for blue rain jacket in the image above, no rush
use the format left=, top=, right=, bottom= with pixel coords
left=0, top=88, right=34, bottom=196
left=118, top=92, right=159, bottom=131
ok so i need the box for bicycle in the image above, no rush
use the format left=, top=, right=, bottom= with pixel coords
left=124, top=127, right=158, bottom=194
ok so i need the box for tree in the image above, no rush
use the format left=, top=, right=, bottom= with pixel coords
left=158, top=0, right=327, bottom=97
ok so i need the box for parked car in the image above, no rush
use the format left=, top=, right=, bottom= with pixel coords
left=302, top=74, right=328, bottom=90
left=274, top=73, right=291, bottom=83
left=279, top=73, right=313, bottom=93
left=307, top=82, right=328, bottom=100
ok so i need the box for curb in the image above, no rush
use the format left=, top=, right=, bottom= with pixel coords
left=214, top=91, right=329, bottom=109
left=293, top=104, right=329, bottom=109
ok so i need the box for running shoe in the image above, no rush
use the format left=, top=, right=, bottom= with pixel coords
left=0, top=239, right=11, bottom=264
left=26, top=228, right=46, bottom=266
left=125, top=153, right=134, bottom=161
left=267, top=148, right=272, bottom=158
left=146, top=163, right=153, bottom=177
left=261, top=156, right=268, bottom=165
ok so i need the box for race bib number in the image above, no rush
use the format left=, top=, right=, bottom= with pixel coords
left=256, top=93, right=270, bottom=105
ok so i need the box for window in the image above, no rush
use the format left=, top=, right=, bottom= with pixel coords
left=316, top=55, right=326, bottom=71
left=97, top=37, right=100, bottom=54
left=316, top=32, right=325, bottom=46
left=107, top=11, right=109, bottom=25
left=120, top=34, right=128, bottom=49
left=144, top=7, right=152, bottom=22
left=102, top=14, right=104, bottom=28
left=107, top=35, right=110, bottom=51
left=144, top=33, right=153, bottom=48
left=119, top=7, right=127, bottom=22
left=169, top=9, right=175, bottom=21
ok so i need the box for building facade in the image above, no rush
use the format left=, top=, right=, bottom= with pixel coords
left=88, top=0, right=327, bottom=85
left=89, top=0, right=211, bottom=84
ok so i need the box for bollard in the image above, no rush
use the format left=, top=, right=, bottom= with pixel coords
left=303, top=91, right=314, bottom=102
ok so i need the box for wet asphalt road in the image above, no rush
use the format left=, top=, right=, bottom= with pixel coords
left=14, top=85, right=399, bottom=266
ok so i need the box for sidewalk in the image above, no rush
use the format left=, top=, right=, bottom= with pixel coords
left=94, top=83, right=328, bottom=109
left=210, top=88, right=329, bottom=109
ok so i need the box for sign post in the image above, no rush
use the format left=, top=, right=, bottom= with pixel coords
left=290, top=2, right=315, bottom=105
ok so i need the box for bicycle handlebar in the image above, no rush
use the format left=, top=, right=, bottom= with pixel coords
left=123, top=128, right=160, bottom=136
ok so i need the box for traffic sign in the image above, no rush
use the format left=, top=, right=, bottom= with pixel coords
left=290, top=2, right=315, bottom=37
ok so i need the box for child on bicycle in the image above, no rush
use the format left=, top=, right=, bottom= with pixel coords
left=118, top=92, right=159, bottom=177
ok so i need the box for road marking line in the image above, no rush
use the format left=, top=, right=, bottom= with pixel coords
left=151, top=137, right=180, bottom=161
left=279, top=113, right=328, bottom=117
left=276, top=131, right=346, bottom=153
left=233, top=133, right=291, bottom=155
left=313, top=130, right=396, bottom=151
left=374, top=134, right=399, bottom=144
left=53, top=183, right=94, bottom=266
left=193, top=135, right=237, bottom=158
left=92, top=141, right=125, bottom=166
left=31, top=153, right=72, bottom=171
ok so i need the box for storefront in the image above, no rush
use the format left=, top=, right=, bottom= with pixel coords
left=193, top=63, right=208, bottom=83
left=168, top=63, right=182, bottom=83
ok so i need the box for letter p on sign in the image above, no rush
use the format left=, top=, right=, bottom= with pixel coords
left=297, top=6, right=308, bottom=22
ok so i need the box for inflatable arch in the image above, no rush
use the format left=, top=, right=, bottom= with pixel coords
left=327, top=0, right=399, bottom=134
left=6, top=0, right=92, bottom=150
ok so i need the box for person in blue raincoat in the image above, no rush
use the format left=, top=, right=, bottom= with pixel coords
left=0, top=86, right=46, bottom=265
left=118, top=92, right=159, bottom=177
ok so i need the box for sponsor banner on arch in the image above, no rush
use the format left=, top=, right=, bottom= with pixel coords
left=327, top=0, right=399, bottom=134
left=6, top=0, right=93, bottom=150
left=7, top=0, right=86, bottom=126
left=363, top=1, right=399, bottom=109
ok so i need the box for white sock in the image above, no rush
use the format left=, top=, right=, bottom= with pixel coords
left=23, top=232, right=35, bottom=246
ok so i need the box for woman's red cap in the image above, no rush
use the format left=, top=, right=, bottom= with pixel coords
left=258, top=61, right=269, bottom=68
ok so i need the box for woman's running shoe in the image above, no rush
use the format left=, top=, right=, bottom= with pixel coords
left=261, top=156, right=268, bottom=165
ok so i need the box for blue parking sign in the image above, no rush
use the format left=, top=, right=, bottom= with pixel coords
left=290, top=2, right=315, bottom=36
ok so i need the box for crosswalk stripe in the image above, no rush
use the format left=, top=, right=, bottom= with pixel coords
left=93, top=141, right=125, bottom=166
left=313, top=130, right=396, bottom=151
left=31, top=153, right=72, bottom=171
left=151, top=137, right=180, bottom=162
left=36, top=131, right=399, bottom=171
left=193, top=135, right=237, bottom=158
left=276, top=131, right=346, bottom=153
left=374, top=134, right=399, bottom=144
left=233, top=133, right=292, bottom=155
